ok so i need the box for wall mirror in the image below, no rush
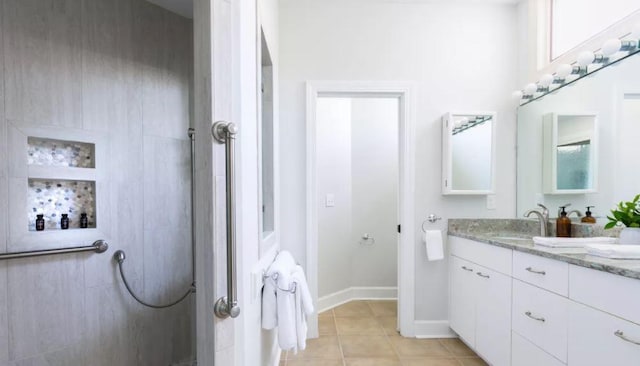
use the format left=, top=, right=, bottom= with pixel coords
left=517, top=51, right=640, bottom=219
left=542, top=113, right=598, bottom=194
left=259, top=28, right=275, bottom=240
left=442, top=112, right=496, bottom=195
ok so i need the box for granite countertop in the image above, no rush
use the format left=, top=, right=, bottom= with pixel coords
left=448, top=219, right=640, bottom=281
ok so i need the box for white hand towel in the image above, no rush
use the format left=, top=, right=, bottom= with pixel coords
left=533, top=236, right=617, bottom=248
left=424, top=230, right=444, bottom=261
left=586, top=244, right=640, bottom=259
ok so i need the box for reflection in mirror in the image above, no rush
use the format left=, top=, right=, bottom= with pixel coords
left=542, top=113, right=597, bottom=193
left=260, top=29, right=275, bottom=236
left=517, top=52, right=640, bottom=220
left=442, top=112, right=495, bottom=195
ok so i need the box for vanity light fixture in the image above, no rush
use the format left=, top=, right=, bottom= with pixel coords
left=514, top=25, right=640, bottom=106
left=452, top=115, right=491, bottom=135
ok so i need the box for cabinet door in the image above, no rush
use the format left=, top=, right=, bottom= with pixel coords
left=475, top=265, right=512, bottom=366
left=568, top=301, right=640, bottom=366
left=449, top=255, right=477, bottom=346
left=512, top=332, right=565, bottom=366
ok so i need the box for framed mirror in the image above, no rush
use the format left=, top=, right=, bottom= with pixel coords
left=543, top=113, right=598, bottom=194
left=442, top=112, right=496, bottom=195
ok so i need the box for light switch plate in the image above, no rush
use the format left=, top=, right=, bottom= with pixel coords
left=325, top=194, right=335, bottom=207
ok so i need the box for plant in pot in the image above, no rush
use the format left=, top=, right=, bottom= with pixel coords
left=605, top=194, right=640, bottom=244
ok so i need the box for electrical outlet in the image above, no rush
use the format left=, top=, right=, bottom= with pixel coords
left=325, top=194, right=335, bottom=207
left=487, top=194, right=496, bottom=210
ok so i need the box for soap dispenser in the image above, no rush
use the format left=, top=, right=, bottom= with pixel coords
left=557, top=205, right=571, bottom=237
left=581, top=206, right=596, bottom=224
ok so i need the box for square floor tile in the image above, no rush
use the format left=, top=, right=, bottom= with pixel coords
left=458, top=358, right=488, bottom=366
left=401, top=358, right=462, bottom=366
left=287, top=335, right=342, bottom=360
left=368, top=301, right=397, bottom=317
left=319, top=316, right=337, bottom=335
left=334, top=301, right=374, bottom=317
left=389, top=337, right=451, bottom=358
left=336, top=317, right=384, bottom=335
left=376, top=316, right=399, bottom=336
left=439, top=338, right=476, bottom=357
left=340, top=335, right=396, bottom=358
left=345, top=358, right=402, bottom=366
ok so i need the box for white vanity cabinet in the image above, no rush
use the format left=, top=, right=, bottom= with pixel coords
left=449, top=237, right=512, bottom=366
left=448, top=235, right=640, bottom=366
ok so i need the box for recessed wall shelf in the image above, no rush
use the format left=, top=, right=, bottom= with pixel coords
left=27, top=179, right=96, bottom=231
left=27, top=137, right=95, bottom=168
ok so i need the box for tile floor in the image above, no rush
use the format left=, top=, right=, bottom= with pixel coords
left=280, top=300, right=488, bottom=366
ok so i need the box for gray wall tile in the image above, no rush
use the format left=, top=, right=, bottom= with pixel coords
left=7, top=255, right=85, bottom=360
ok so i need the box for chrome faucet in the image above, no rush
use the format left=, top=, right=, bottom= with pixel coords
left=524, top=203, right=550, bottom=237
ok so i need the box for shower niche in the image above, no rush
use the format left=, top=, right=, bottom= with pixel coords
left=8, top=125, right=110, bottom=251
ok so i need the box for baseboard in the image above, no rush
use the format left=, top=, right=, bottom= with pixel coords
left=318, top=286, right=398, bottom=313
left=413, top=320, right=457, bottom=338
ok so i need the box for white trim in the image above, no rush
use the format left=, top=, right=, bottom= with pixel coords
left=413, top=320, right=457, bottom=339
left=305, top=80, right=417, bottom=338
left=318, top=287, right=398, bottom=313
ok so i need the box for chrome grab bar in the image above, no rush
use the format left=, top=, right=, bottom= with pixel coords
left=0, top=240, right=108, bottom=261
left=212, top=121, right=241, bottom=319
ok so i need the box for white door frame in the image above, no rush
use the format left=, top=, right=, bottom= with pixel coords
left=305, top=81, right=417, bottom=337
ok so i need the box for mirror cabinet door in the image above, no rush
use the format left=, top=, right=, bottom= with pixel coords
left=542, top=113, right=597, bottom=194
left=442, top=112, right=496, bottom=195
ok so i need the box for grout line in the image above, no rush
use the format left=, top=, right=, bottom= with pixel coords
left=332, top=311, right=347, bottom=366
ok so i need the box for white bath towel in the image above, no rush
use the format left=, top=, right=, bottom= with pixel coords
left=586, top=244, right=640, bottom=259
left=292, top=265, right=314, bottom=351
left=533, top=236, right=617, bottom=248
left=261, top=251, right=314, bottom=353
left=262, top=250, right=296, bottom=330
left=424, top=230, right=444, bottom=261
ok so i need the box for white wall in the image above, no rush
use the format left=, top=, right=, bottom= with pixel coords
left=279, top=0, right=518, bottom=323
left=235, top=0, right=281, bottom=365
left=0, top=0, right=194, bottom=364
left=350, top=98, right=398, bottom=288
left=317, top=98, right=353, bottom=297
left=316, top=97, right=399, bottom=299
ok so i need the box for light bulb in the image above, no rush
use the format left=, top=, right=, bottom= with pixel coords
left=512, top=90, right=524, bottom=99
left=556, top=64, right=573, bottom=78
left=577, top=51, right=595, bottom=66
left=602, top=39, right=622, bottom=56
left=539, top=74, right=554, bottom=88
left=524, top=83, right=538, bottom=95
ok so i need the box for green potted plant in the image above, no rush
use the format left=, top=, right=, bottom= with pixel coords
left=605, top=194, right=640, bottom=244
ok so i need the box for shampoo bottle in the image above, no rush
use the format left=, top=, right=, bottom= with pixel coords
left=557, top=205, right=571, bottom=237
left=581, top=206, right=596, bottom=224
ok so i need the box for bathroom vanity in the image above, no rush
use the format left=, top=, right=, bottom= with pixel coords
left=447, top=220, right=640, bottom=366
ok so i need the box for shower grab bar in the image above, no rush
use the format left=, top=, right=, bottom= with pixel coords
left=212, top=121, right=241, bottom=319
left=0, top=240, right=108, bottom=261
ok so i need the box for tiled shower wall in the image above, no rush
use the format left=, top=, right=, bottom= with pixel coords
left=0, top=0, right=194, bottom=365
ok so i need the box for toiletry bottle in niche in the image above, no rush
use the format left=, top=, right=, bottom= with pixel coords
left=581, top=206, right=596, bottom=224
left=556, top=205, right=571, bottom=237
left=80, top=213, right=88, bottom=228
left=60, top=214, right=69, bottom=230
left=35, top=214, right=45, bottom=231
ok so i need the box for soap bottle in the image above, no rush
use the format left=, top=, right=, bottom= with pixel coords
left=556, top=205, right=571, bottom=237
left=35, top=214, right=45, bottom=231
left=80, top=213, right=88, bottom=229
left=581, top=206, right=596, bottom=224
left=60, top=214, right=69, bottom=230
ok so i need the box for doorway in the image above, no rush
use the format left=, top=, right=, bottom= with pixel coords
left=306, top=82, right=417, bottom=338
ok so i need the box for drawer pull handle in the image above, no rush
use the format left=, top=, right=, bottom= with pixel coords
left=525, top=267, right=546, bottom=275
left=476, top=272, right=490, bottom=278
left=525, top=311, right=545, bottom=322
left=461, top=266, right=473, bottom=272
left=614, top=330, right=640, bottom=346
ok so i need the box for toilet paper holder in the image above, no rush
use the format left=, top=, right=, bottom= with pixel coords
left=421, top=214, right=442, bottom=232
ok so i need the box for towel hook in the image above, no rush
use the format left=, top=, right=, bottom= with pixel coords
left=421, top=214, right=442, bottom=233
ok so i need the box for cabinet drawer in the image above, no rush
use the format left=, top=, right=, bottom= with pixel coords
left=449, top=236, right=512, bottom=275
left=568, top=301, right=640, bottom=366
left=513, top=251, right=568, bottom=296
left=569, top=265, right=640, bottom=324
left=513, top=280, right=569, bottom=362
left=512, top=331, right=565, bottom=366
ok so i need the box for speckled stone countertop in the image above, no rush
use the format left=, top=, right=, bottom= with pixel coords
left=448, top=219, right=640, bottom=281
